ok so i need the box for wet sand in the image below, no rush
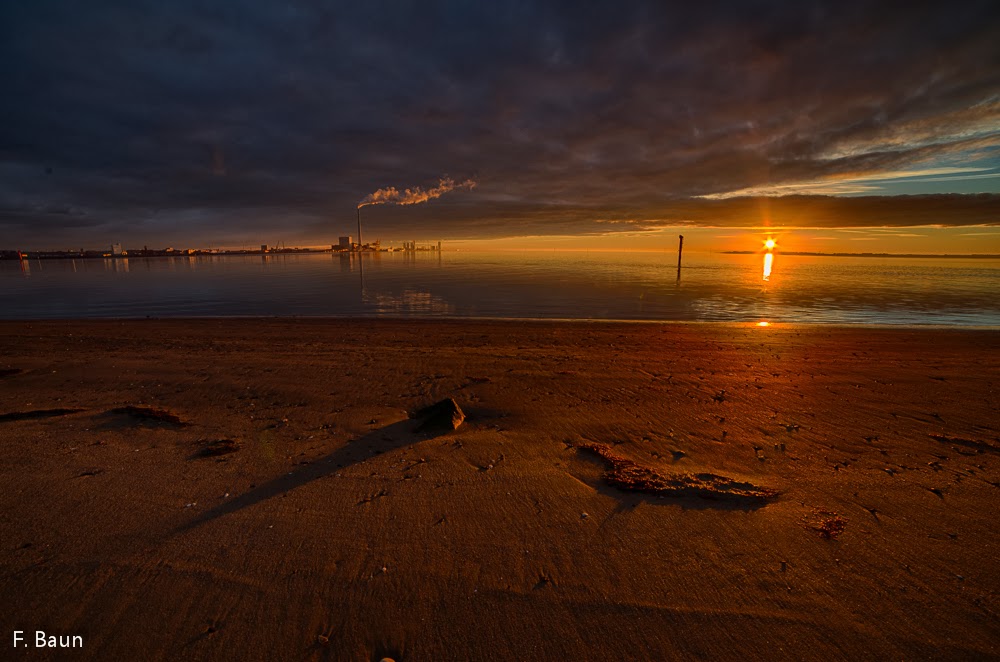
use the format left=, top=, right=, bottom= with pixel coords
left=1, top=319, right=997, bottom=660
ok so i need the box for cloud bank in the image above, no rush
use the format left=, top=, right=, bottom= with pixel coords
left=0, top=1, right=997, bottom=247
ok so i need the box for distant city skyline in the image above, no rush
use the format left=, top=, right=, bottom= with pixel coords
left=1, top=2, right=998, bottom=253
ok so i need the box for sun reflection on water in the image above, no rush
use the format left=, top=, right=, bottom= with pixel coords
left=763, top=252, right=773, bottom=281
left=762, top=237, right=777, bottom=281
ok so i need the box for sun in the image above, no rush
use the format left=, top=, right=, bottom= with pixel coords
left=764, top=238, right=776, bottom=250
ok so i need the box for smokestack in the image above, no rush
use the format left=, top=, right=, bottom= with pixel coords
left=355, top=176, right=474, bottom=253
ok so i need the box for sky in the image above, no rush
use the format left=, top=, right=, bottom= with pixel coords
left=1, top=0, right=999, bottom=253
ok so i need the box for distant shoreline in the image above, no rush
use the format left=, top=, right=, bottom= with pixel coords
left=0, top=247, right=429, bottom=261
left=720, top=251, right=1000, bottom=258
left=5, top=249, right=1000, bottom=261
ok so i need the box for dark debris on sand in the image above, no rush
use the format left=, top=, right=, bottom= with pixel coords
left=0, top=408, right=85, bottom=423
left=807, top=509, right=848, bottom=539
left=929, top=433, right=999, bottom=455
left=194, top=439, right=241, bottom=458
left=110, top=405, right=187, bottom=426
left=580, top=443, right=779, bottom=502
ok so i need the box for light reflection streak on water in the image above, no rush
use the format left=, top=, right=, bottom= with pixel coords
left=763, top=252, right=773, bottom=281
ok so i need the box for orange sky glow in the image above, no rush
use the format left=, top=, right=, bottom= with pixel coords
left=446, top=226, right=1000, bottom=255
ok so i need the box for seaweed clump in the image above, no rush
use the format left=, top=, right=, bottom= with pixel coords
left=580, top=443, right=779, bottom=502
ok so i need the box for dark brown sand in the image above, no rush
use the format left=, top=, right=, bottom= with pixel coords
left=0, top=319, right=997, bottom=660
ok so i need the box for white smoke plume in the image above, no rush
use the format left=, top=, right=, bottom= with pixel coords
left=358, top=176, right=476, bottom=208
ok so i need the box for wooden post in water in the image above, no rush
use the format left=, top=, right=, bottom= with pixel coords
left=676, top=235, right=684, bottom=281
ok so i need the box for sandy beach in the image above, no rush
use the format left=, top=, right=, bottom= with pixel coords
left=1, top=319, right=997, bottom=660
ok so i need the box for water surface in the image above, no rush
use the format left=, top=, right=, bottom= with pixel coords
left=2, top=251, right=998, bottom=325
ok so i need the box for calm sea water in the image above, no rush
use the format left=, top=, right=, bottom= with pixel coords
left=2, top=251, right=998, bottom=325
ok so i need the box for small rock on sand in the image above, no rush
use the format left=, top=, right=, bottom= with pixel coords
left=414, top=398, right=465, bottom=432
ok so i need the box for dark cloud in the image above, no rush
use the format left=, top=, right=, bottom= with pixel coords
left=633, top=193, right=1000, bottom=231
left=1, top=0, right=998, bottom=247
